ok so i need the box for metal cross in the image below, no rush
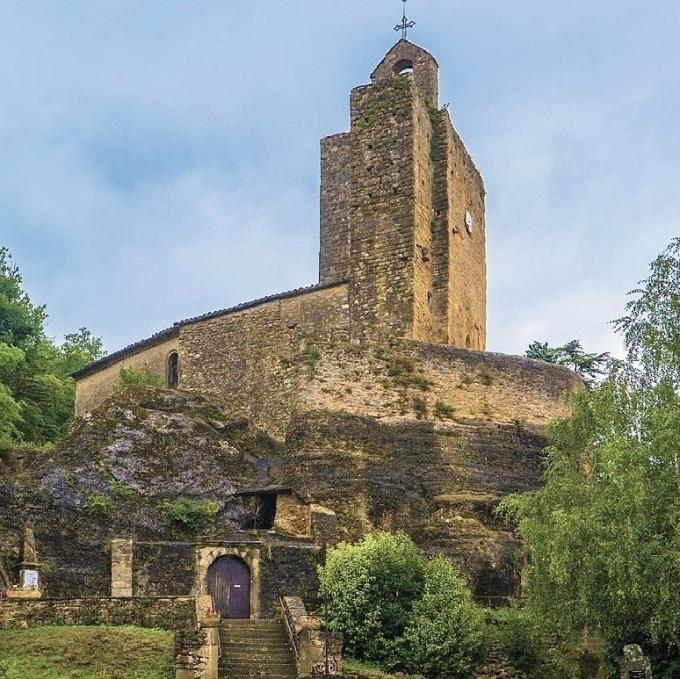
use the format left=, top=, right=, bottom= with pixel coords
left=394, top=0, right=415, bottom=39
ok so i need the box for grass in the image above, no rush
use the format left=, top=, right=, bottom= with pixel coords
left=0, top=626, right=175, bottom=679
left=343, top=657, right=401, bottom=678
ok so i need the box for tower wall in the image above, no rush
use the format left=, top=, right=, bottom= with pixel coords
left=347, top=77, right=420, bottom=342
left=319, top=40, right=487, bottom=349
left=319, top=133, right=352, bottom=283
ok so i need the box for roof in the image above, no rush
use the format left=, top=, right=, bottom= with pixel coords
left=71, top=280, right=347, bottom=380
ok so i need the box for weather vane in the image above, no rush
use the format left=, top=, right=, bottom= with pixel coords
left=394, top=0, right=415, bottom=40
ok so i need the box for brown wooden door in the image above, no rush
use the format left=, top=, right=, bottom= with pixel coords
left=207, top=556, right=251, bottom=619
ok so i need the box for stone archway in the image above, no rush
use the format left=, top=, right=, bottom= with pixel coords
left=194, top=545, right=261, bottom=619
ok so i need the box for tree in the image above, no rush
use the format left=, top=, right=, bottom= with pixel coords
left=0, top=248, right=104, bottom=445
left=318, top=532, right=484, bottom=678
left=526, top=339, right=610, bottom=386
left=318, top=531, right=426, bottom=664
left=505, top=238, right=680, bottom=658
left=401, top=556, right=484, bottom=679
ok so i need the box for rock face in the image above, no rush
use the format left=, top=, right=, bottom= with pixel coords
left=0, top=386, right=283, bottom=597
left=1, top=347, right=578, bottom=601
left=286, top=411, right=548, bottom=596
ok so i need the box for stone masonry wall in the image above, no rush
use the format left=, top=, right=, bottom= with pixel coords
left=320, top=133, right=352, bottom=283
left=299, top=340, right=581, bottom=427
left=444, top=111, right=487, bottom=350
left=348, top=76, right=419, bottom=343
left=179, top=283, right=349, bottom=440
left=75, top=336, right=179, bottom=416
left=0, top=596, right=195, bottom=631
left=412, top=90, right=435, bottom=342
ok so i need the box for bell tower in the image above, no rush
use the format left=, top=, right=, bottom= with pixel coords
left=319, top=40, right=487, bottom=350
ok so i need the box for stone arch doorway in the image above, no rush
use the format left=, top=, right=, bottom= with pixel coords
left=207, top=555, right=251, bottom=619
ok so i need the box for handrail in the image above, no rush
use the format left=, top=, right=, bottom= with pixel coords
left=279, top=596, right=300, bottom=661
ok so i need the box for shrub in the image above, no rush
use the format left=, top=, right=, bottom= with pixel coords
left=306, top=345, right=321, bottom=377
left=86, top=494, right=114, bottom=517
left=412, top=396, right=428, bottom=420
left=118, top=365, right=162, bottom=387
left=401, top=556, right=485, bottom=679
left=108, top=479, right=135, bottom=499
left=485, top=607, right=579, bottom=679
left=160, top=499, right=218, bottom=533
left=318, top=532, right=426, bottom=665
left=433, top=401, right=455, bottom=419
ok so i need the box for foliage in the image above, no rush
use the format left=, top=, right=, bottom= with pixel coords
left=86, top=494, right=114, bottom=517
left=318, top=532, right=426, bottom=664
left=400, top=557, right=485, bottom=679
left=485, top=607, right=580, bottom=678
left=341, top=658, right=401, bottom=678
left=160, top=498, right=219, bottom=533
left=526, top=339, right=610, bottom=386
left=0, top=248, right=104, bottom=445
left=319, top=532, right=483, bottom=678
left=306, top=344, right=321, bottom=377
left=613, top=237, right=680, bottom=388
left=433, top=400, right=455, bottom=419
left=0, top=626, right=174, bottom=678
left=108, top=478, right=136, bottom=499
left=119, top=365, right=163, bottom=387
left=505, top=237, right=680, bottom=660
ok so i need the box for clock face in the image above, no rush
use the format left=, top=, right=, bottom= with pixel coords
left=465, top=210, right=474, bottom=235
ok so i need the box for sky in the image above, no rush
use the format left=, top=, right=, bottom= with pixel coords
left=1, top=0, right=679, bottom=358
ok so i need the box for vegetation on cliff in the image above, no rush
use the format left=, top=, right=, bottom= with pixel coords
left=0, top=247, right=103, bottom=446
left=319, top=532, right=484, bottom=679
left=504, top=238, right=680, bottom=671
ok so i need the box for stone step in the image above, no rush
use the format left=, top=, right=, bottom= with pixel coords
left=218, top=617, right=296, bottom=679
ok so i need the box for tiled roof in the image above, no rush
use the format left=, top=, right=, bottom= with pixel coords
left=71, top=280, right=347, bottom=380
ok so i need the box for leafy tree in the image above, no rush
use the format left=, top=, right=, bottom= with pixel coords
left=0, top=247, right=104, bottom=445
left=505, top=238, right=680, bottom=659
left=526, top=339, right=610, bottom=386
left=318, top=531, right=426, bottom=664
left=401, top=556, right=484, bottom=679
left=318, top=532, right=484, bottom=678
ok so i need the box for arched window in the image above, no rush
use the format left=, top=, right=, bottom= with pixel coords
left=167, top=352, right=179, bottom=388
left=394, top=59, right=414, bottom=76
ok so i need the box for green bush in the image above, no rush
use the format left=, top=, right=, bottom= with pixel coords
left=86, top=494, right=114, bottom=517
left=401, top=557, right=485, bottom=679
left=318, top=531, right=426, bottom=664
left=118, top=365, right=163, bottom=387
left=108, top=479, right=135, bottom=499
left=319, top=532, right=484, bottom=678
left=485, top=607, right=579, bottom=679
left=160, top=498, right=218, bottom=533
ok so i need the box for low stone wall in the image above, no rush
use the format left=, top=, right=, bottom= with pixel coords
left=0, top=596, right=195, bottom=631
left=281, top=596, right=343, bottom=676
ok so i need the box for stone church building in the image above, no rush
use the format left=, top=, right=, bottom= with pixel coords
left=73, top=39, right=491, bottom=435
left=61, top=39, right=579, bottom=617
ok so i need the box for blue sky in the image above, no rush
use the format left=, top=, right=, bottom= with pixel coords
left=1, top=0, right=678, bottom=357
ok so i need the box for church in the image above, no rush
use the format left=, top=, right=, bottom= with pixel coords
left=72, top=38, right=489, bottom=436
left=2, top=36, right=583, bottom=679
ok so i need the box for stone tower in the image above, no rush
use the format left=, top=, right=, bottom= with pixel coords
left=320, top=40, right=487, bottom=350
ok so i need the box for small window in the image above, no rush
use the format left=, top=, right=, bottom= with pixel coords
left=167, top=352, right=179, bottom=388
left=242, top=494, right=277, bottom=530
left=394, top=59, right=414, bottom=76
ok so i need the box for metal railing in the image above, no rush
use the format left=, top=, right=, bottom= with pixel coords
left=279, top=596, right=300, bottom=661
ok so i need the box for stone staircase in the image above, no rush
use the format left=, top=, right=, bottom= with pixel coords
left=218, top=618, right=297, bottom=679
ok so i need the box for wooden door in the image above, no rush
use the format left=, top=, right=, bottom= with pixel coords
left=207, top=556, right=251, bottom=619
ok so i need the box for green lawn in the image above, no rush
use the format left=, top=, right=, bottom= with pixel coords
left=342, top=657, right=402, bottom=678
left=0, top=626, right=175, bottom=679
